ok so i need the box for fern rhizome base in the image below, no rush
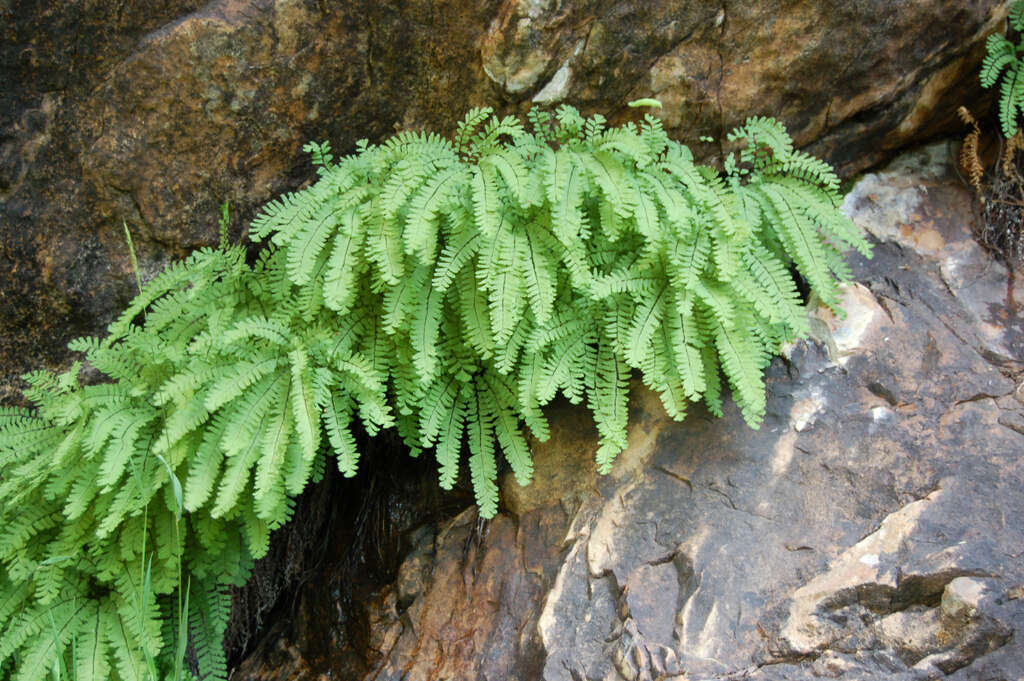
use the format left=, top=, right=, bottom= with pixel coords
left=0, top=106, right=870, bottom=680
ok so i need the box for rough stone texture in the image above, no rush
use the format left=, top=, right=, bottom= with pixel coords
left=0, top=0, right=1006, bottom=402
left=232, top=143, right=1024, bottom=680
left=0, top=0, right=502, bottom=401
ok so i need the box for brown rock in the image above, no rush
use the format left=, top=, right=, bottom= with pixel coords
left=0, top=0, right=500, bottom=398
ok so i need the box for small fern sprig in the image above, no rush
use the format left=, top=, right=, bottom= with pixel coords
left=0, top=104, right=870, bottom=681
left=981, top=1, right=1024, bottom=138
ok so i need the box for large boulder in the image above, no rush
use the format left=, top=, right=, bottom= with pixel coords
left=0, top=0, right=1006, bottom=400
left=232, top=143, right=1024, bottom=680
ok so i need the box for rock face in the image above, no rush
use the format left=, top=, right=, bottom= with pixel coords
left=232, top=144, right=1024, bottom=680
left=0, top=0, right=1005, bottom=401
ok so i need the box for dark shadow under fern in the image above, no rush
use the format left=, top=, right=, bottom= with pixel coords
left=225, top=428, right=472, bottom=679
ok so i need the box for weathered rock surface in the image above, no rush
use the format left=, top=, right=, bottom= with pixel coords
left=0, top=0, right=1005, bottom=401
left=232, top=143, right=1024, bottom=680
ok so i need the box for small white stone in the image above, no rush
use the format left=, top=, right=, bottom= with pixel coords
left=859, top=553, right=880, bottom=566
left=532, top=59, right=572, bottom=103
left=871, top=406, right=893, bottom=422
left=791, top=390, right=826, bottom=432
left=941, top=577, right=985, bottom=620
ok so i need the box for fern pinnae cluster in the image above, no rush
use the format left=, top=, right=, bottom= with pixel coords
left=0, top=104, right=869, bottom=680
left=252, top=106, right=871, bottom=479
left=982, top=1, right=1024, bottom=139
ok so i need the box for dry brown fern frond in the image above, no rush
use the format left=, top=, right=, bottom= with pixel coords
left=1003, top=129, right=1024, bottom=183
left=959, top=106, right=985, bottom=193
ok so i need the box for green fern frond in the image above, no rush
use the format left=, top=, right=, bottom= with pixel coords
left=544, top=149, right=581, bottom=230
left=381, top=262, right=427, bottom=333
left=210, top=372, right=287, bottom=516
left=96, top=410, right=155, bottom=491
left=322, top=212, right=367, bottom=314
left=434, top=385, right=467, bottom=489
left=647, top=329, right=690, bottom=421
left=288, top=348, right=320, bottom=459
left=537, top=315, right=595, bottom=405
left=432, top=228, right=481, bottom=295
left=481, top=371, right=533, bottom=486
left=366, top=213, right=406, bottom=286
left=419, top=373, right=463, bottom=448
left=319, top=383, right=359, bottom=477
left=727, top=115, right=794, bottom=162
left=219, top=316, right=292, bottom=349
left=73, top=602, right=114, bottom=681
left=982, top=34, right=1017, bottom=88
left=183, top=416, right=228, bottom=512
left=485, top=239, right=528, bottom=347
left=733, top=254, right=809, bottom=337
left=469, top=114, right=528, bottom=158
left=455, top=107, right=494, bottom=156
left=406, top=170, right=463, bottom=264
left=12, top=598, right=92, bottom=681
left=695, top=279, right=737, bottom=330
left=1012, top=0, right=1024, bottom=32
left=515, top=224, right=558, bottom=324
left=465, top=383, right=499, bottom=518
left=589, top=333, right=630, bottom=473
left=203, top=357, right=282, bottom=413
left=454, top=266, right=494, bottom=361
left=664, top=302, right=706, bottom=401
left=711, top=310, right=770, bottom=427
left=186, top=580, right=229, bottom=681
left=411, top=280, right=445, bottom=381
left=625, top=283, right=668, bottom=367
left=756, top=183, right=842, bottom=307
left=113, top=567, right=163, bottom=656
left=583, top=150, right=638, bottom=219
left=778, top=150, right=841, bottom=192
left=698, top=341, right=724, bottom=418
left=515, top=351, right=550, bottom=442
left=284, top=203, right=348, bottom=286
left=1000, top=61, right=1024, bottom=138
left=153, top=396, right=211, bottom=457
left=981, top=17, right=1024, bottom=138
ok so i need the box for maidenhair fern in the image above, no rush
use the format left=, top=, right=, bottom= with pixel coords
left=0, top=104, right=870, bottom=680
left=982, top=0, right=1024, bottom=138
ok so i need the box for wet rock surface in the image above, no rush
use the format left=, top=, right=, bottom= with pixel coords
left=232, top=143, right=1024, bottom=680
left=0, top=0, right=1005, bottom=402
